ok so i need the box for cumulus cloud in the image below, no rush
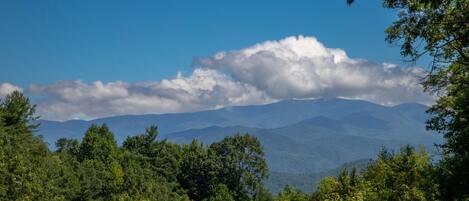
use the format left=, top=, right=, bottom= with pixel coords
left=28, top=36, right=433, bottom=120
left=30, top=69, right=272, bottom=120
left=0, top=83, right=23, bottom=97
left=194, top=36, right=432, bottom=105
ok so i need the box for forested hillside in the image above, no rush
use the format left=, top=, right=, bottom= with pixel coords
left=1, top=0, right=467, bottom=199
left=37, top=98, right=441, bottom=175
left=0, top=91, right=446, bottom=201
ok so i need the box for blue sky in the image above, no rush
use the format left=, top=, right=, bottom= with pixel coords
left=1, top=0, right=423, bottom=87
left=0, top=0, right=433, bottom=120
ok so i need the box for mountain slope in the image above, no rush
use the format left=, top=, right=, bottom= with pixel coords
left=37, top=98, right=432, bottom=144
left=36, top=98, right=441, bottom=174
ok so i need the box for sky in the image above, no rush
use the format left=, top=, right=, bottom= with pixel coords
left=0, top=0, right=433, bottom=120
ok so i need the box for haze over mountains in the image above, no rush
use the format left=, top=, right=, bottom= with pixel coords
left=37, top=98, right=440, bottom=169
left=36, top=98, right=441, bottom=192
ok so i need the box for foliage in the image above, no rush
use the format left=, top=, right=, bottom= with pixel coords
left=274, top=185, right=310, bottom=201
left=210, top=134, right=269, bottom=201
left=178, top=140, right=221, bottom=200
left=382, top=0, right=468, bottom=200
left=313, top=146, right=439, bottom=201
left=0, top=91, right=272, bottom=201
left=0, top=91, right=63, bottom=200
left=349, top=0, right=468, bottom=199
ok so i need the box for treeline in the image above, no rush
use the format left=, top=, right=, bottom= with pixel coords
left=0, top=92, right=450, bottom=201
left=1, top=92, right=271, bottom=201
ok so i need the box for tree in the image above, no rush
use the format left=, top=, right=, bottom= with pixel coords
left=123, top=125, right=181, bottom=181
left=209, top=134, right=269, bottom=201
left=203, top=184, right=235, bottom=201
left=274, top=185, right=309, bottom=201
left=178, top=140, right=222, bottom=201
left=314, top=146, right=438, bottom=201
left=78, top=124, right=119, bottom=162
left=362, top=146, right=439, bottom=201
left=56, top=138, right=80, bottom=155
left=0, top=91, right=39, bottom=132
left=314, top=169, right=367, bottom=201
left=122, top=125, right=158, bottom=154
left=121, top=126, right=187, bottom=200
left=382, top=1, right=468, bottom=199
left=0, top=91, right=63, bottom=200
left=349, top=0, right=468, bottom=199
left=73, top=124, right=124, bottom=200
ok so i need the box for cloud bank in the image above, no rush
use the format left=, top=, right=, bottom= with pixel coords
left=29, top=69, right=272, bottom=120
left=4, top=36, right=433, bottom=120
left=194, top=36, right=431, bottom=105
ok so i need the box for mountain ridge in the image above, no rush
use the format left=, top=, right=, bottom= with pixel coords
left=36, top=98, right=440, bottom=173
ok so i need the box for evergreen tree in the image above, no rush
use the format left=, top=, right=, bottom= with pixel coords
left=0, top=91, right=63, bottom=200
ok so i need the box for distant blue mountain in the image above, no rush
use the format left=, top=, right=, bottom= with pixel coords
left=36, top=98, right=441, bottom=175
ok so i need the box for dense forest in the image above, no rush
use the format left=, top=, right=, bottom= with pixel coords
left=0, top=91, right=442, bottom=201
left=1, top=0, right=468, bottom=200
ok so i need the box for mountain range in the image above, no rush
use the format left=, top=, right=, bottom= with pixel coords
left=35, top=98, right=442, bottom=191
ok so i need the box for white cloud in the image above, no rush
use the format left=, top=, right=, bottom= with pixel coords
left=27, top=36, right=433, bottom=120
left=30, top=69, right=272, bottom=120
left=0, top=83, right=23, bottom=98
left=194, top=35, right=432, bottom=105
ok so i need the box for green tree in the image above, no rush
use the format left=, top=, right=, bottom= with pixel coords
left=120, top=126, right=187, bottom=200
left=122, top=125, right=158, bottom=154
left=178, top=140, right=222, bottom=201
left=314, top=146, right=438, bottom=201
left=123, top=125, right=181, bottom=182
left=73, top=124, right=124, bottom=200
left=349, top=0, right=468, bottom=199
left=203, top=184, right=235, bottom=201
left=78, top=124, right=119, bottom=162
left=382, top=0, right=468, bottom=199
left=362, top=146, right=439, bottom=201
left=274, top=185, right=309, bottom=201
left=0, top=91, right=39, bottom=132
left=56, top=138, right=80, bottom=155
left=314, top=169, right=367, bottom=201
left=209, top=134, right=269, bottom=201
left=0, top=91, right=63, bottom=200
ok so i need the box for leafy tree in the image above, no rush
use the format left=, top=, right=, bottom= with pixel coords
left=122, top=125, right=158, bottom=154
left=362, top=146, right=438, bottom=201
left=0, top=92, right=276, bottom=201
left=0, top=91, right=63, bottom=200
left=121, top=126, right=188, bottom=200
left=314, top=146, right=438, bottom=201
left=274, top=185, right=310, bottom=201
left=314, top=169, right=367, bottom=201
left=56, top=138, right=80, bottom=155
left=123, top=125, right=181, bottom=182
left=382, top=1, right=468, bottom=199
left=71, top=124, right=124, bottom=200
left=203, top=184, right=235, bottom=201
left=78, top=124, right=119, bottom=162
left=178, top=140, right=222, bottom=201
left=349, top=0, right=468, bottom=199
left=209, top=134, right=269, bottom=201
